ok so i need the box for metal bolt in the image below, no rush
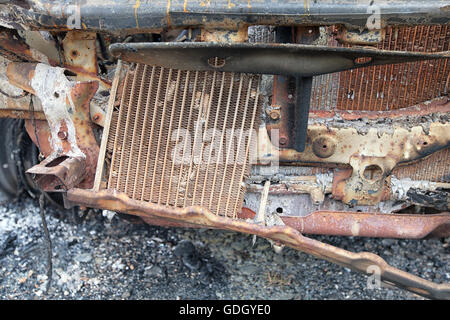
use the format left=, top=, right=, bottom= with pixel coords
left=57, top=130, right=68, bottom=140
left=279, top=137, right=288, bottom=146
left=93, top=114, right=101, bottom=122
left=269, top=110, right=280, bottom=120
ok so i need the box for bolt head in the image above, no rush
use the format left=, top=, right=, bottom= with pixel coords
left=57, top=131, right=68, bottom=140
left=269, top=110, right=280, bottom=120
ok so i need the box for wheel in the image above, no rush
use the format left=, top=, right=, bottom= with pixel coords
left=0, top=118, right=39, bottom=201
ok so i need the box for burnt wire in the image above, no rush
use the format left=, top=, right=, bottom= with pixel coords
left=29, top=96, right=52, bottom=292
left=39, top=193, right=53, bottom=293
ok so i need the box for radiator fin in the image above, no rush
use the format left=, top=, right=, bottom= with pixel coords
left=106, top=64, right=262, bottom=218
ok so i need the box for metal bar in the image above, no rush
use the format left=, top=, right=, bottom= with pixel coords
left=3, top=0, right=449, bottom=32
left=93, top=60, right=122, bottom=191
left=280, top=211, right=450, bottom=239
left=109, top=42, right=449, bottom=77
left=294, top=76, right=313, bottom=152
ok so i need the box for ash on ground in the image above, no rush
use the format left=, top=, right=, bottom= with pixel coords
left=0, top=197, right=448, bottom=299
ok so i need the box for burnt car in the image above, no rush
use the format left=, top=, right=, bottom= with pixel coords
left=0, top=0, right=449, bottom=299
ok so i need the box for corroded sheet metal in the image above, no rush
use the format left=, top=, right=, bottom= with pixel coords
left=7, top=62, right=100, bottom=189
left=1, top=1, right=448, bottom=32
left=67, top=188, right=450, bottom=300
left=26, top=155, right=86, bottom=191
left=263, top=119, right=450, bottom=167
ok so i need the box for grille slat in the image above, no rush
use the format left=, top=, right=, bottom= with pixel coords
left=105, top=65, right=262, bottom=218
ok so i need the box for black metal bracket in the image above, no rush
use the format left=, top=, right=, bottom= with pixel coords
left=109, top=42, right=448, bottom=77
left=109, top=41, right=449, bottom=152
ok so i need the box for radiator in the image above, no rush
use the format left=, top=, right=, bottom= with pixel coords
left=311, top=25, right=449, bottom=111
left=105, top=63, right=262, bottom=218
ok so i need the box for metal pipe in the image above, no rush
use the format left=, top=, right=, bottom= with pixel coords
left=281, top=211, right=450, bottom=239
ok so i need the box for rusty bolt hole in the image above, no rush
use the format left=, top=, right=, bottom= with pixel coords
left=362, top=164, right=383, bottom=182
left=71, top=50, right=79, bottom=58
left=54, top=92, right=60, bottom=98
left=207, top=57, right=226, bottom=68
left=276, top=207, right=283, bottom=214
left=312, top=136, right=336, bottom=158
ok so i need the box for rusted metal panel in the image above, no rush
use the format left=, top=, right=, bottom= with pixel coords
left=66, top=187, right=450, bottom=300
left=62, top=31, right=98, bottom=76
left=1, top=1, right=449, bottom=33
left=7, top=62, right=100, bottom=189
left=263, top=98, right=450, bottom=205
left=26, top=155, right=86, bottom=191
left=263, top=118, right=450, bottom=167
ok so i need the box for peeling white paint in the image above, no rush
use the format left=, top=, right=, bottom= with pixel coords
left=30, top=63, right=85, bottom=160
left=390, top=176, right=435, bottom=201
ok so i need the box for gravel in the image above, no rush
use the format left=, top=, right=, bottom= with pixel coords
left=0, top=196, right=448, bottom=300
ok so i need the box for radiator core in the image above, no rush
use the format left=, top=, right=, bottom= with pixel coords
left=105, top=64, right=262, bottom=218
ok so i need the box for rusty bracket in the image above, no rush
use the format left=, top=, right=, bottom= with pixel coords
left=0, top=28, right=110, bottom=126
left=66, top=188, right=450, bottom=300
left=6, top=62, right=100, bottom=190
left=109, top=42, right=449, bottom=77
left=26, top=156, right=86, bottom=191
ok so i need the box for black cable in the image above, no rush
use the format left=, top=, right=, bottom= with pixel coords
left=29, top=96, right=52, bottom=292
left=39, top=193, right=53, bottom=293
